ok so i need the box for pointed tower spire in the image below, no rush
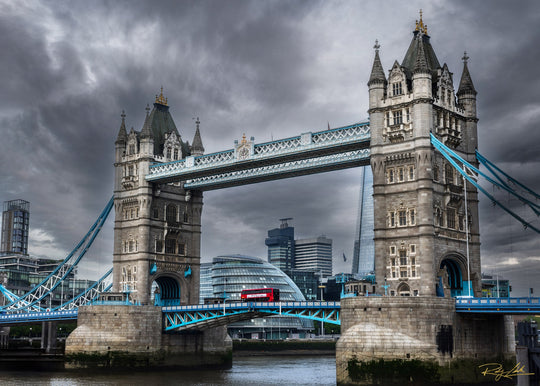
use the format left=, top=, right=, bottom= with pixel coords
left=140, top=103, right=153, bottom=139
left=190, top=117, right=205, bottom=156
left=413, top=34, right=430, bottom=74
left=115, top=110, right=128, bottom=144
left=457, top=52, right=477, bottom=96
left=368, top=40, right=387, bottom=86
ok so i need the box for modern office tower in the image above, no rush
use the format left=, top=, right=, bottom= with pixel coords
left=294, top=235, right=332, bottom=277
left=351, top=166, right=375, bottom=276
left=265, top=218, right=295, bottom=270
left=1, top=200, right=30, bottom=256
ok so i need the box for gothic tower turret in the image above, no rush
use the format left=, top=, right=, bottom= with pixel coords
left=112, top=89, right=203, bottom=306
left=190, top=117, right=205, bottom=157
left=369, top=13, right=481, bottom=297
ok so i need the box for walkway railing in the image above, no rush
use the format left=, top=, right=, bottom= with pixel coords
left=455, top=297, right=540, bottom=313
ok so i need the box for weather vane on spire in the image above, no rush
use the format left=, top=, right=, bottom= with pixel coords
left=415, top=9, right=428, bottom=35
left=155, top=86, right=168, bottom=106
left=374, top=39, right=380, bottom=51
left=462, top=51, right=469, bottom=63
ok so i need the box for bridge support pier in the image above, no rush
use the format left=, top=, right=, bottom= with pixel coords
left=65, top=305, right=232, bottom=369
left=0, top=327, right=9, bottom=349
left=336, top=297, right=515, bottom=385
left=41, top=321, right=58, bottom=354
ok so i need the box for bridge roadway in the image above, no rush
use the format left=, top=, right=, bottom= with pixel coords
left=1, top=298, right=539, bottom=329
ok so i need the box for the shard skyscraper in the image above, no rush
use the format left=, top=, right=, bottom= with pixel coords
left=352, top=165, right=374, bottom=276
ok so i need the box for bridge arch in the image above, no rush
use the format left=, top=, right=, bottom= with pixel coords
left=152, top=273, right=184, bottom=306
left=397, top=282, right=411, bottom=296
left=437, top=254, right=467, bottom=297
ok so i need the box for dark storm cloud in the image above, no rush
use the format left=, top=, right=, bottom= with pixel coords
left=0, top=0, right=538, bottom=293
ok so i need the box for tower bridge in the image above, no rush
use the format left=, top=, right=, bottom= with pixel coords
left=1, top=13, right=539, bottom=382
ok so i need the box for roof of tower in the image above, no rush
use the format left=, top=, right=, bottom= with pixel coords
left=457, top=52, right=477, bottom=96
left=401, top=13, right=440, bottom=78
left=115, top=110, right=128, bottom=144
left=368, top=40, right=387, bottom=86
left=191, top=117, right=204, bottom=153
left=144, top=88, right=187, bottom=155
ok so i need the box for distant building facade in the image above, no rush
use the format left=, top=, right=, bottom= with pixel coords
left=294, top=236, right=332, bottom=277
left=481, top=273, right=511, bottom=298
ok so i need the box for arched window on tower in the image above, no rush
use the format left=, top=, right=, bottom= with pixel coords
left=445, top=163, right=454, bottom=185
left=166, top=205, right=177, bottom=225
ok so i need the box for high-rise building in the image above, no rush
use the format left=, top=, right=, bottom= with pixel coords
left=1, top=200, right=30, bottom=256
left=352, top=166, right=375, bottom=277
left=265, top=218, right=295, bottom=270
left=294, top=236, right=333, bottom=277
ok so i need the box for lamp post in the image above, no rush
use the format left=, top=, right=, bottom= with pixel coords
left=318, top=285, right=325, bottom=336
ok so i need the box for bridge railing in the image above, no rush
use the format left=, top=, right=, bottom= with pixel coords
left=162, top=301, right=341, bottom=312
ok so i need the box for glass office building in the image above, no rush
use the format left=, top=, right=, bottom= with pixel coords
left=1, top=200, right=30, bottom=256
left=352, top=166, right=375, bottom=276
left=265, top=218, right=295, bottom=270
left=200, top=254, right=313, bottom=339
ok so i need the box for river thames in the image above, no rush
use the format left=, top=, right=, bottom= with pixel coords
left=0, top=355, right=336, bottom=385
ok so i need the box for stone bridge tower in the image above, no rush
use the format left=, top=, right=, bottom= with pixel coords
left=368, top=15, right=481, bottom=297
left=112, top=89, right=204, bottom=305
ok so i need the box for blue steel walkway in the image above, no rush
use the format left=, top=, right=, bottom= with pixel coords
left=162, top=301, right=341, bottom=331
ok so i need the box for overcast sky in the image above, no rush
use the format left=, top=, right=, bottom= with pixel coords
left=1, top=0, right=538, bottom=296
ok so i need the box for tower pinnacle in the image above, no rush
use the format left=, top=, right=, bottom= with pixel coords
left=368, top=39, right=387, bottom=86
left=457, top=51, right=477, bottom=96
left=116, top=110, right=128, bottom=144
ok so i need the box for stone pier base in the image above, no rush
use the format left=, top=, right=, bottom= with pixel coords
left=336, top=296, right=515, bottom=385
left=65, top=305, right=232, bottom=369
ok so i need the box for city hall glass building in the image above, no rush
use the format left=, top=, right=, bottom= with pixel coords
left=200, top=254, right=313, bottom=339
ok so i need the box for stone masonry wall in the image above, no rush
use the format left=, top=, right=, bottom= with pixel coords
left=336, top=296, right=515, bottom=385
left=65, top=304, right=232, bottom=369
left=65, top=305, right=162, bottom=354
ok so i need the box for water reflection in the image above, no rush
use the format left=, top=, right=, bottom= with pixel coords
left=0, top=355, right=336, bottom=386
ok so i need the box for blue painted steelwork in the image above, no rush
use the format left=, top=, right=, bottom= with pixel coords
left=184, top=149, right=370, bottom=190
left=456, top=297, right=540, bottom=314
left=52, top=268, right=113, bottom=311
left=1, top=197, right=115, bottom=312
left=0, top=310, right=78, bottom=325
left=146, top=122, right=370, bottom=189
left=431, top=134, right=540, bottom=233
left=162, top=301, right=341, bottom=331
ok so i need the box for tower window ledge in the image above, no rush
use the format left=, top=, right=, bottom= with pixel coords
left=382, top=94, right=412, bottom=106
left=122, top=154, right=141, bottom=162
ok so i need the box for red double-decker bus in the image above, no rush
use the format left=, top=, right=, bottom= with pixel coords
left=240, top=288, right=280, bottom=302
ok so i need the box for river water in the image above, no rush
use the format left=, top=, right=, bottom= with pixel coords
left=0, top=355, right=336, bottom=385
